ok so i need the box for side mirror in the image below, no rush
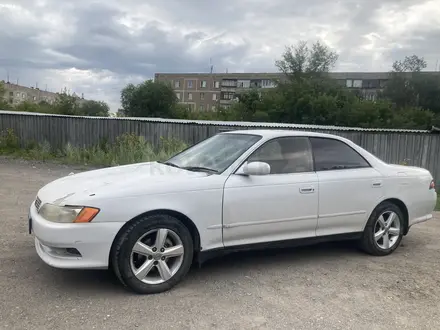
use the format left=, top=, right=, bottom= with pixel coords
left=241, top=161, right=271, bottom=176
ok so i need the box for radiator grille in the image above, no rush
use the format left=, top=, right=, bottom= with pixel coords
left=35, top=197, right=42, bottom=210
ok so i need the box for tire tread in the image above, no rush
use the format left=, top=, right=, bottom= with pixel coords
left=359, top=201, right=404, bottom=256
left=111, top=214, right=193, bottom=294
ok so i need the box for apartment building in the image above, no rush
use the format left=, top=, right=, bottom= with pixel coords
left=1, top=81, right=86, bottom=106
left=155, top=72, right=280, bottom=111
left=155, top=71, right=440, bottom=111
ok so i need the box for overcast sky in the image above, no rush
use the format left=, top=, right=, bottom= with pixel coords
left=1, top=0, right=439, bottom=111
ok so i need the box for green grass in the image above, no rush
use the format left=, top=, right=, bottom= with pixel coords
left=436, top=194, right=440, bottom=211
left=0, top=129, right=187, bottom=167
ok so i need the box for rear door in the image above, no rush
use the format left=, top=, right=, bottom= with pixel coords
left=309, top=137, right=384, bottom=236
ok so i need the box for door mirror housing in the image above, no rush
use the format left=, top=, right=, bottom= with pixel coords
left=240, top=161, right=271, bottom=176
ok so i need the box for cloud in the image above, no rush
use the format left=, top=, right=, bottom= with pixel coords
left=0, top=0, right=439, bottom=111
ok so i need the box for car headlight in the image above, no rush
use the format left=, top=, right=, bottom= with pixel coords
left=38, top=203, right=100, bottom=223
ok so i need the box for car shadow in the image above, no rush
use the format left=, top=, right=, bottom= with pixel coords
left=190, top=240, right=359, bottom=275
left=40, top=266, right=127, bottom=295
left=37, top=240, right=360, bottom=295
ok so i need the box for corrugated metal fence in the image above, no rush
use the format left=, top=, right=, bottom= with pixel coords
left=1, top=110, right=440, bottom=181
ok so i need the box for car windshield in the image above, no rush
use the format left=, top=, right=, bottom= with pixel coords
left=164, top=133, right=262, bottom=173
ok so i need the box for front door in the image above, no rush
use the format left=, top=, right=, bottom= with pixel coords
left=222, top=136, right=319, bottom=247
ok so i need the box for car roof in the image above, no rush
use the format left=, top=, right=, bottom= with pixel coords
left=221, top=129, right=342, bottom=140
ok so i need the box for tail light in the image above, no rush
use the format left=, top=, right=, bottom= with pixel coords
left=429, top=180, right=435, bottom=190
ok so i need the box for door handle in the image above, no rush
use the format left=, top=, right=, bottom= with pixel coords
left=300, top=187, right=315, bottom=194
left=372, top=181, right=383, bottom=188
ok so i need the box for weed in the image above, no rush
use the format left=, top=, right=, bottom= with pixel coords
left=0, top=128, right=19, bottom=152
left=0, top=129, right=187, bottom=166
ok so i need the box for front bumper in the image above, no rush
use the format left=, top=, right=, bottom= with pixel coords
left=29, top=202, right=125, bottom=269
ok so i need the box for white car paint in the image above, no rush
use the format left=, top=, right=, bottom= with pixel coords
left=29, top=129, right=437, bottom=270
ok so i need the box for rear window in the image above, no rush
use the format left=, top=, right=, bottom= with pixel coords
left=310, top=137, right=370, bottom=171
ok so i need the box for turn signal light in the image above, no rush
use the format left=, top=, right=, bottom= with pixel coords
left=74, top=207, right=100, bottom=223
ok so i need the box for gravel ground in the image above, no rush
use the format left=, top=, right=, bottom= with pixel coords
left=1, top=157, right=440, bottom=330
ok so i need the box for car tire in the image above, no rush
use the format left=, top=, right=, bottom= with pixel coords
left=359, top=202, right=405, bottom=256
left=111, top=214, right=194, bottom=294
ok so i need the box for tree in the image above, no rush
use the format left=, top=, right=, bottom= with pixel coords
left=114, top=42, right=437, bottom=130
left=392, top=55, right=427, bottom=73
left=269, top=40, right=357, bottom=125
left=275, top=40, right=339, bottom=80
left=52, top=92, right=81, bottom=115
left=80, top=100, right=110, bottom=117
left=382, top=55, right=440, bottom=114
left=0, top=82, right=12, bottom=110
left=14, top=101, right=41, bottom=113
left=232, top=89, right=265, bottom=121
left=121, top=80, right=177, bottom=117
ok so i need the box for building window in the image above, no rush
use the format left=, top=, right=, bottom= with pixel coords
left=200, top=92, right=205, bottom=100
left=22, top=93, right=25, bottom=98
left=261, top=79, right=274, bottom=88
left=199, top=104, right=204, bottom=111
left=346, top=79, right=362, bottom=88
left=222, top=92, right=235, bottom=100
left=221, top=79, right=237, bottom=87
left=237, top=80, right=251, bottom=88
left=336, top=79, right=346, bottom=86
left=353, top=80, right=362, bottom=88
left=188, top=93, right=193, bottom=100
left=187, top=80, right=193, bottom=88
left=362, top=79, right=379, bottom=89
left=16, top=92, right=20, bottom=97
left=212, top=93, right=217, bottom=101
left=9, top=91, right=13, bottom=96
left=214, top=81, right=220, bottom=88
left=174, top=81, right=180, bottom=88
left=176, top=92, right=181, bottom=100
left=200, top=80, right=207, bottom=88
left=33, top=96, right=37, bottom=101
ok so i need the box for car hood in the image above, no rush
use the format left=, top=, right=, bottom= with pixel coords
left=36, top=161, right=208, bottom=205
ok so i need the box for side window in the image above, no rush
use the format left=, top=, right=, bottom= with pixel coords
left=309, top=137, right=370, bottom=171
left=248, top=137, right=313, bottom=174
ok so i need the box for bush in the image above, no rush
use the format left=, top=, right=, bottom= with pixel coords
left=0, top=129, right=187, bottom=166
left=0, top=128, right=19, bottom=152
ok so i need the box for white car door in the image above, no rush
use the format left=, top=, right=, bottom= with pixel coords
left=309, top=137, right=384, bottom=236
left=222, top=136, right=319, bottom=247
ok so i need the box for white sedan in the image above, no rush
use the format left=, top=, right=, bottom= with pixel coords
left=29, top=129, right=437, bottom=294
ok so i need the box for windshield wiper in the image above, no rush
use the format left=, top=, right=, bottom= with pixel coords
left=182, top=166, right=218, bottom=173
left=158, top=161, right=181, bottom=168
left=159, top=161, right=218, bottom=173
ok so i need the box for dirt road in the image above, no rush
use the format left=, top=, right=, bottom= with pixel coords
left=1, top=157, right=440, bottom=330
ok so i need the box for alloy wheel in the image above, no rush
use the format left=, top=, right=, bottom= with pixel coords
left=130, top=228, right=185, bottom=285
left=373, top=211, right=401, bottom=250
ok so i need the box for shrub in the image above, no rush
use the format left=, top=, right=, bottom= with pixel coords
left=0, top=128, right=19, bottom=152
left=0, top=129, right=188, bottom=166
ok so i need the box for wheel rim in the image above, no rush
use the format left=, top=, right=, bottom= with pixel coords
left=130, top=228, right=184, bottom=285
left=374, top=211, right=401, bottom=250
